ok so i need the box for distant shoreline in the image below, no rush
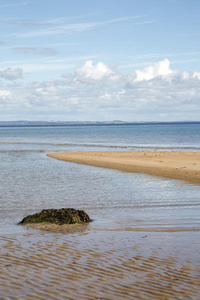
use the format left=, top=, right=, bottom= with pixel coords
left=47, top=150, right=200, bottom=185
left=1, top=121, right=200, bottom=127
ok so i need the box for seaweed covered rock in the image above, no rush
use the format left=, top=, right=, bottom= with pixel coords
left=19, top=208, right=91, bottom=225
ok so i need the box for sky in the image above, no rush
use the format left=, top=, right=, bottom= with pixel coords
left=0, top=0, right=200, bottom=122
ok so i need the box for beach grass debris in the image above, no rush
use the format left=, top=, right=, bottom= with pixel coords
left=19, top=208, right=91, bottom=225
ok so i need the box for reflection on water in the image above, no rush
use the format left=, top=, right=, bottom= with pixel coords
left=0, top=148, right=199, bottom=234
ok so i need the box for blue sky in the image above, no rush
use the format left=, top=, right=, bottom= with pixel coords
left=0, top=0, right=200, bottom=121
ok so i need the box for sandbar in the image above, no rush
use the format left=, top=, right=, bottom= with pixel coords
left=47, top=151, right=200, bottom=185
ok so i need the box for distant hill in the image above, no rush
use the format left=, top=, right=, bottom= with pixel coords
left=0, top=120, right=199, bottom=127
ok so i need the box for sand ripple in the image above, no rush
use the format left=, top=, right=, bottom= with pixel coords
left=1, top=229, right=200, bottom=300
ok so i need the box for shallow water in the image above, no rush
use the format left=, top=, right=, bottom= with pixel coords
left=0, top=146, right=199, bottom=234
left=0, top=124, right=200, bottom=299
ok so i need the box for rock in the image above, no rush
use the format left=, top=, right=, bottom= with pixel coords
left=19, top=208, right=91, bottom=225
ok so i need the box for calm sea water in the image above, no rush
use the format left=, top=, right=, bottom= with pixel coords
left=0, top=123, right=200, bottom=235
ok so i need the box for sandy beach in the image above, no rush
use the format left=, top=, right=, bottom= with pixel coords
left=47, top=151, right=200, bottom=185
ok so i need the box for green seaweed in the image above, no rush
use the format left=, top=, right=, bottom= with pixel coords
left=19, top=208, right=91, bottom=225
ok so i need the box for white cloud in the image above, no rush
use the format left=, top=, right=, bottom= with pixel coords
left=193, top=72, right=200, bottom=80
left=35, top=86, right=57, bottom=97
left=0, top=67, right=22, bottom=80
left=74, top=60, right=120, bottom=83
left=134, top=58, right=174, bottom=81
left=0, top=89, right=11, bottom=98
left=0, top=1, right=33, bottom=8
left=1, top=58, right=200, bottom=121
left=17, top=22, right=98, bottom=38
left=11, top=16, right=150, bottom=38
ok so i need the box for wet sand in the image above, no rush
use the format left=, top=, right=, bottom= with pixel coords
left=1, top=229, right=200, bottom=300
left=47, top=151, right=200, bottom=185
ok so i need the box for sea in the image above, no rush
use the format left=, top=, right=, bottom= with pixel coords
left=0, top=123, right=200, bottom=299
left=0, top=122, right=200, bottom=234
